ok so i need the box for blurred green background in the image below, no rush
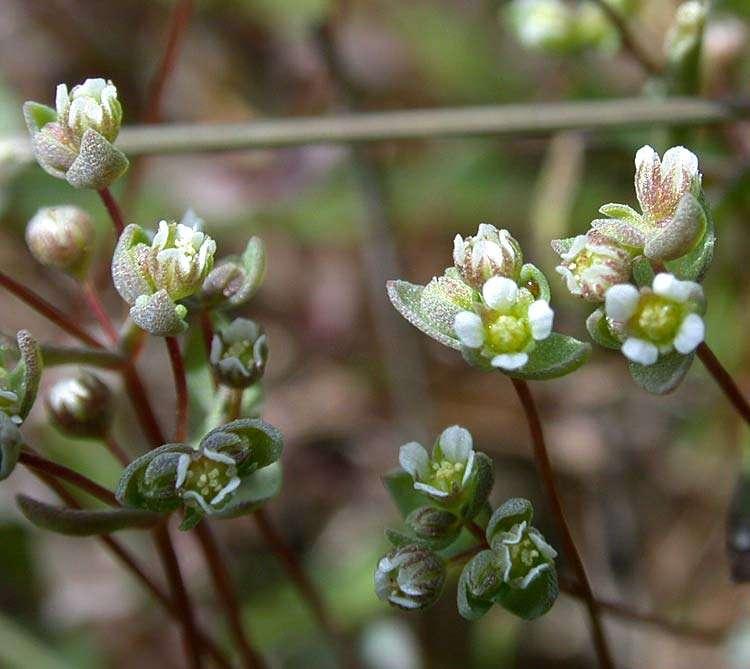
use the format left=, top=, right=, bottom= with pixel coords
left=2, top=0, right=750, bottom=667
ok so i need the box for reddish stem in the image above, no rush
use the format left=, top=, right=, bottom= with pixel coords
left=81, top=281, right=120, bottom=345
left=104, top=433, right=131, bottom=466
left=697, top=342, right=750, bottom=425
left=122, top=362, right=167, bottom=446
left=0, top=271, right=104, bottom=348
left=97, top=188, right=125, bottom=237
left=166, top=336, right=188, bottom=442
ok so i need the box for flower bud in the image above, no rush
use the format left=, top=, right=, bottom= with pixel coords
left=201, top=237, right=266, bottom=309
left=375, top=544, right=445, bottom=610
left=453, top=224, right=523, bottom=288
left=0, top=330, right=42, bottom=425
left=405, top=506, right=461, bottom=547
left=23, top=78, right=127, bottom=190
left=210, top=318, right=268, bottom=389
left=112, top=213, right=216, bottom=336
left=26, top=205, right=94, bottom=279
left=46, top=372, right=113, bottom=439
left=552, top=230, right=632, bottom=302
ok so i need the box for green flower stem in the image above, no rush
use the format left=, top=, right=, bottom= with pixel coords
left=41, top=344, right=125, bottom=369
left=166, top=336, right=189, bottom=442
left=27, top=468, right=232, bottom=667
left=97, top=187, right=125, bottom=237
left=0, top=270, right=104, bottom=348
left=696, top=342, right=750, bottom=425
left=192, top=522, right=266, bottom=669
left=510, top=378, right=614, bottom=669
left=153, top=523, right=204, bottom=669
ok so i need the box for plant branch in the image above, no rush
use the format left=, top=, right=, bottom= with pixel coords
left=166, top=336, right=188, bottom=442
left=697, top=342, right=750, bottom=425
left=97, top=187, right=125, bottom=236
left=510, top=378, right=614, bottom=669
left=193, top=522, right=266, bottom=669
left=81, top=281, right=120, bottom=345
left=104, top=433, right=131, bottom=467
left=40, top=344, right=125, bottom=369
left=0, top=271, right=104, bottom=348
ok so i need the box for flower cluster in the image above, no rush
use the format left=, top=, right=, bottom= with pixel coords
left=552, top=145, right=714, bottom=391
left=388, top=223, right=590, bottom=380
left=23, top=78, right=127, bottom=189
left=112, top=212, right=217, bottom=336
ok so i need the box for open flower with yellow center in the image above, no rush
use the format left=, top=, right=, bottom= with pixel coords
left=605, top=273, right=705, bottom=366
left=176, top=448, right=241, bottom=515
left=453, top=276, right=554, bottom=371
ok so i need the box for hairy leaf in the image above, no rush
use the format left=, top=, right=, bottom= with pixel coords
left=629, top=351, right=694, bottom=395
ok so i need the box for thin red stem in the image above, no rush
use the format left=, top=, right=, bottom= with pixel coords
left=193, top=522, right=266, bottom=668
left=0, top=271, right=104, bottom=348
left=122, top=362, right=167, bottom=446
left=697, top=342, right=750, bottom=425
left=104, top=433, right=131, bottom=467
left=81, top=282, right=120, bottom=345
left=510, top=378, right=614, bottom=669
left=166, top=336, right=188, bottom=442
left=97, top=187, right=125, bottom=237
left=154, top=524, right=204, bottom=669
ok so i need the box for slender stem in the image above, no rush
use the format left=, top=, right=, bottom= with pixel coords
left=40, top=344, right=125, bottom=369
left=510, top=378, right=614, bottom=669
left=81, top=281, right=120, bottom=345
left=589, top=0, right=663, bottom=75
left=166, top=336, right=188, bottom=442
left=252, top=508, right=341, bottom=644
left=19, top=450, right=117, bottom=506
left=199, top=310, right=218, bottom=390
left=0, top=271, right=104, bottom=348
left=153, top=524, right=204, bottom=669
left=122, top=362, right=167, bottom=446
left=97, top=188, right=125, bottom=236
left=104, top=433, right=131, bottom=467
left=25, top=470, right=233, bottom=667
left=697, top=342, right=750, bottom=425
left=193, top=522, right=266, bottom=669
left=227, top=388, right=243, bottom=422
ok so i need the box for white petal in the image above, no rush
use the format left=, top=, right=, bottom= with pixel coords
left=453, top=311, right=484, bottom=348
left=55, top=84, right=69, bottom=117
left=661, top=146, right=699, bottom=182
left=482, top=276, right=517, bottom=310
left=413, top=482, right=450, bottom=498
left=622, top=337, right=659, bottom=365
left=634, top=145, right=659, bottom=173
left=528, top=528, right=558, bottom=560
left=652, top=273, right=696, bottom=303
left=528, top=300, right=554, bottom=340
left=399, top=442, right=430, bottom=479
left=491, top=352, right=528, bottom=370
left=181, top=490, right=213, bottom=514
left=461, top=450, right=476, bottom=487
left=559, top=234, right=588, bottom=262
left=175, top=454, right=191, bottom=489
left=674, top=313, right=705, bottom=354
left=439, top=425, right=473, bottom=464
left=516, top=563, right=551, bottom=590
left=203, top=448, right=237, bottom=465
left=453, top=234, right=465, bottom=265
left=605, top=284, right=640, bottom=322
left=152, top=220, right=170, bottom=248
left=210, top=476, right=241, bottom=506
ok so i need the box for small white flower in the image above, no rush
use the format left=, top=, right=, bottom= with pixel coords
left=176, top=447, right=241, bottom=514
left=453, top=224, right=523, bottom=288
left=604, top=273, right=705, bottom=366
left=56, top=78, right=122, bottom=143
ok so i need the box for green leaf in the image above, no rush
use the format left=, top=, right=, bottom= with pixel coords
left=22, top=101, right=56, bottom=133
left=508, top=334, right=591, bottom=381
left=585, top=309, right=621, bottom=350
left=457, top=560, right=493, bottom=621
left=0, top=413, right=23, bottom=481
left=382, top=468, right=432, bottom=518
left=632, top=256, right=655, bottom=288
left=16, top=495, right=161, bottom=536
left=492, top=566, right=559, bottom=620
left=461, top=452, right=494, bottom=521
left=386, top=280, right=461, bottom=350
left=518, top=263, right=550, bottom=302
left=629, top=351, right=694, bottom=395
left=664, top=203, right=715, bottom=282
left=214, top=462, right=282, bottom=518
left=598, top=203, right=642, bottom=223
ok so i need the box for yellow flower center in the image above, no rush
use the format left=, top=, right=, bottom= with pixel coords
left=183, top=457, right=236, bottom=501
left=630, top=294, right=684, bottom=345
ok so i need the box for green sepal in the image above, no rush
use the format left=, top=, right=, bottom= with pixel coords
left=664, top=195, right=715, bottom=282
left=385, top=527, right=416, bottom=547
left=486, top=497, right=534, bottom=546
left=518, top=263, right=550, bottom=302
left=386, top=279, right=462, bottom=350
left=585, top=309, right=621, bottom=350
left=382, top=468, right=432, bottom=518
left=15, top=331, right=43, bottom=421
left=492, top=565, right=559, bottom=620
left=22, top=101, right=57, bottom=133
left=16, top=495, right=162, bottom=536
left=0, top=413, right=23, bottom=481
left=632, top=256, right=655, bottom=288
left=179, top=507, right=204, bottom=532
left=405, top=506, right=461, bottom=550
left=628, top=351, right=694, bottom=395
left=510, top=334, right=591, bottom=380
left=202, top=418, right=283, bottom=477
left=214, top=462, right=282, bottom=518
left=457, top=555, right=494, bottom=621
left=116, top=443, right=193, bottom=512
left=460, top=452, right=494, bottom=521
left=598, top=203, right=642, bottom=223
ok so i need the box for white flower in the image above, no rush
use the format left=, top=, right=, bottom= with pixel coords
left=493, top=521, right=558, bottom=589
left=452, top=277, right=554, bottom=371
left=604, top=272, right=705, bottom=366
left=56, top=78, right=122, bottom=143
left=176, top=448, right=241, bottom=514
left=399, top=426, right=476, bottom=501
left=635, top=145, right=701, bottom=226
left=453, top=224, right=523, bottom=288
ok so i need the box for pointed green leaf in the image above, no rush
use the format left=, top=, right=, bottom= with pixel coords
left=214, top=462, right=282, bottom=518
left=508, top=334, right=591, bottom=380
left=585, top=309, right=621, bottom=350
left=493, top=565, right=559, bottom=620
left=16, top=495, right=161, bottom=536
left=629, top=351, right=694, bottom=395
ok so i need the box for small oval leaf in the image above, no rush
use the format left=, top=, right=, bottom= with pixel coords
left=629, top=351, right=694, bottom=395
left=508, top=334, right=591, bottom=381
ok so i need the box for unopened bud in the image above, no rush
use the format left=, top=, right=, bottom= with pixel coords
left=374, top=544, right=445, bottom=611
left=26, top=205, right=94, bottom=279
left=210, top=318, right=268, bottom=389
left=201, top=237, right=266, bottom=309
left=46, top=372, right=112, bottom=438
left=453, top=224, right=523, bottom=288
